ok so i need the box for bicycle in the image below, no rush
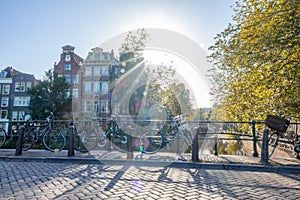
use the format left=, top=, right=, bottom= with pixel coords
left=266, top=115, right=300, bottom=158
left=103, top=115, right=130, bottom=152
left=22, top=113, right=67, bottom=152
left=63, top=118, right=125, bottom=153
left=138, top=114, right=193, bottom=154
left=61, top=122, right=101, bottom=153
left=0, top=128, right=7, bottom=148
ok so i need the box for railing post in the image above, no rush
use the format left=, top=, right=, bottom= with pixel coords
left=15, top=126, right=25, bottom=156
left=127, top=134, right=133, bottom=159
left=192, top=127, right=199, bottom=162
left=252, top=120, right=259, bottom=157
left=260, top=128, right=269, bottom=165
left=214, top=136, right=218, bottom=156
left=68, top=121, right=75, bottom=157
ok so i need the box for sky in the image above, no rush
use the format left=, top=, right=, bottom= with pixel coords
left=0, top=0, right=235, bottom=107
left=0, top=0, right=235, bottom=77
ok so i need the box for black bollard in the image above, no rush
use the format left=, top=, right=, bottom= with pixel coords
left=15, top=126, right=25, bottom=156
left=214, top=137, right=219, bottom=156
left=192, top=127, right=199, bottom=162
left=126, top=134, right=133, bottom=159
left=68, top=122, right=75, bottom=157
left=260, top=129, right=269, bottom=165
left=252, top=120, right=259, bottom=157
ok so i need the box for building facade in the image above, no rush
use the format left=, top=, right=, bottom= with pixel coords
left=81, top=47, right=113, bottom=124
left=54, top=45, right=83, bottom=120
left=0, top=67, right=35, bottom=133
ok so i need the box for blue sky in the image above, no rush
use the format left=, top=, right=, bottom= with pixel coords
left=0, top=0, right=235, bottom=79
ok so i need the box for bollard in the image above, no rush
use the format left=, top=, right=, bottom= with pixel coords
left=176, top=130, right=181, bottom=155
left=214, top=137, right=218, bottom=156
left=126, top=134, right=133, bottom=159
left=252, top=120, right=259, bottom=157
left=68, top=122, right=75, bottom=157
left=192, top=127, right=199, bottom=162
left=15, top=126, right=25, bottom=156
left=260, top=128, right=269, bottom=165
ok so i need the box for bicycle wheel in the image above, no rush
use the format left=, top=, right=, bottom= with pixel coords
left=42, top=129, right=66, bottom=152
left=22, top=130, right=35, bottom=151
left=111, top=129, right=128, bottom=153
left=268, top=132, right=279, bottom=158
left=0, top=128, right=7, bottom=148
left=139, top=130, right=163, bottom=154
left=294, top=135, right=300, bottom=153
left=75, top=128, right=98, bottom=152
left=97, top=131, right=108, bottom=148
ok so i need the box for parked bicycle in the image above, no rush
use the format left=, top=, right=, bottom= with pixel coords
left=0, top=128, right=7, bottom=148
left=66, top=116, right=129, bottom=153
left=60, top=122, right=100, bottom=153
left=266, top=115, right=300, bottom=158
left=22, top=113, right=66, bottom=152
left=138, top=114, right=193, bottom=154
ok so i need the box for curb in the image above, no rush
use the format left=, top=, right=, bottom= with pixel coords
left=1, top=156, right=299, bottom=173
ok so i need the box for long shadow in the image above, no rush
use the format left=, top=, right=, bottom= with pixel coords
left=184, top=167, right=300, bottom=199
left=133, top=164, right=300, bottom=198
left=104, top=165, right=129, bottom=191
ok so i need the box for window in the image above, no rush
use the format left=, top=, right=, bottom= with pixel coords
left=94, top=67, right=100, bottom=76
left=65, top=74, right=71, bottom=83
left=84, top=82, right=92, bottom=93
left=72, top=74, right=78, bottom=84
left=84, top=101, right=93, bottom=112
left=1, top=97, right=9, bottom=107
left=15, top=82, right=20, bottom=92
left=12, top=111, right=25, bottom=121
left=72, top=88, right=78, bottom=99
left=20, top=82, right=26, bottom=92
left=65, top=54, right=71, bottom=62
left=102, top=66, right=109, bottom=76
left=94, top=101, right=99, bottom=112
left=85, top=67, right=92, bottom=76
left=65, top=64, right=71, bottom=71
left=100, top=101, right=109, bottom=113
left=1, top=110, right=8, bottom=119
left=26, top=82, right=32, bottom=90
left=12, top=111, right=18, bottom=121
left=2, top=85, right=10, bottom=95
left=101, top=82, right=108, bottom=93
left=13, top=96, right=30, bottom=106
left=15, top=82, right=25, bottom=92
left=18, top=111, right=25, bottom=121
left=94, top=82, right=100, bottom=94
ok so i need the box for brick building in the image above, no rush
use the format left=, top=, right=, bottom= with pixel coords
left=54, top=45, right=83, bottom=120
left=0, top=67, right=35, bottom=133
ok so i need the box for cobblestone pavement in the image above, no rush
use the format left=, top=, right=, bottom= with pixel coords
left=0, top=161, right=299, bottom=200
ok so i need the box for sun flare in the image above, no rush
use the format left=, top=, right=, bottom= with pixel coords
left=142, top=49, right=211, bottom=108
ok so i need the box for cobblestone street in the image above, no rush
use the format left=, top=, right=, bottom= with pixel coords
left=1, top=160, right=299, bottom=200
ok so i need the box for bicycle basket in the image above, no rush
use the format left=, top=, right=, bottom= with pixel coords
left=172, top=115, right=186, bottom=129
left=265, top=115, right=290, bottom=132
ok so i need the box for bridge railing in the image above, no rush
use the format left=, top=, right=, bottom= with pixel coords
left=1, top=119, right=299, bottom=161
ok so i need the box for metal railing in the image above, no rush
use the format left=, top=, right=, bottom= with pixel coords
left=1, top=119, right=299, bottom=162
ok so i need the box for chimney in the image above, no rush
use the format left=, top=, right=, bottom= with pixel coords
left=110, top=49, right=115, bottom=60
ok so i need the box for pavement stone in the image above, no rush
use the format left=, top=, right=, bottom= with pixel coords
left=0, top=149, right=299, bottom=199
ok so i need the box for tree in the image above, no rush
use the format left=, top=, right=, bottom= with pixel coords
left=116, top=29, right=194, bottom=122
left=208, top=0, right=299, bottom=121
left=28, top=69, right=71, bottom=120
